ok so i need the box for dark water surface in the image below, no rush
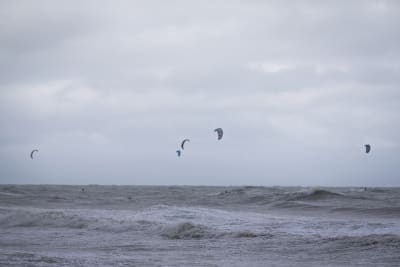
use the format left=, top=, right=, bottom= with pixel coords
left=1, top=185, right=399, bottom=266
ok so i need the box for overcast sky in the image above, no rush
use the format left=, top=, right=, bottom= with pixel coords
left=1, top=0, right=399, bottom=186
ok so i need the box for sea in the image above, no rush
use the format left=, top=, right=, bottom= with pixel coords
left=0, top=185, right=399, bottom=266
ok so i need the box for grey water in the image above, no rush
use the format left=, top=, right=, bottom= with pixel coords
left=0, top=185, right=399, bottom=266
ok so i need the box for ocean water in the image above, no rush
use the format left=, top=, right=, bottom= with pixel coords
left=0, top=185, right=399, bottom=266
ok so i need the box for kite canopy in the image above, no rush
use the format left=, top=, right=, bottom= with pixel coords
left=176, top=150, right=181, bottom=157
left=365, top=144, right=371, bottom=153
left=214, top=128, right=223, bottom=140
left=181, top=139, right=190, bottom=150
left=30, top=149, right=39, bottom=159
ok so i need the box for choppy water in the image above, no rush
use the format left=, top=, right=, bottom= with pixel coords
left=0, top=185, right=399, bottom=266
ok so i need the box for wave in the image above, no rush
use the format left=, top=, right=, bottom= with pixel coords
left=287, top=189, right=344, bottom=201
left=266, top=189, right=347, bottom=211
left=214, top=187, right=349, bottom=207
left=324, top=234, right=400, bottom=247
left=160, top=222, right=215, bottom=239
left=0, top=210, right=89, bottom=229
left=214, top=187, right=271, bottom=206
left=271, top=201, right=322, bottom=211
left=0, top=208, right=158, bottom=233
left=1, top=205, right=245, bottom=236
left=1, top=252, right=64, bottom=265
left=0, top=186, right=25, bottom=198
left=269, top=200, right=400, bottom=218
left=0, top=191, right=24, bottom=197
left=217, top=188, right=247, bottom=197
left=159, top=221, right=271, bottom=240
left=367, top=188, right=391, bottom=193
left=331, top=207, right=400, bottom=218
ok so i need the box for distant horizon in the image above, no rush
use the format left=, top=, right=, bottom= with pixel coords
left=2, top=183, right=399, bottom=188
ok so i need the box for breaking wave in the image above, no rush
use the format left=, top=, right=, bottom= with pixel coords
left=159, top=221, right=271, bottom=240
left=160, top=222, right=215, bottom=239
left=0, top=208, right=157, bottom=233
left=0, top=207, right=273, bottom=240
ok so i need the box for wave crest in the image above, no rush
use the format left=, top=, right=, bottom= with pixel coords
left=160, top=222, right=216, bottom=239
left=160, top=221, right=271, bottom=240
left=288, top=189, right=343, bottom=201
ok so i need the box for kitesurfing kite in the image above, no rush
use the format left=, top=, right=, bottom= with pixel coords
left=181, top=139, right=190, bottom=150
left=365, top=144, right=371, bottom=154
left=30, top=149, right=39, bottom=159
left=214, top=128, right=223, bottom=140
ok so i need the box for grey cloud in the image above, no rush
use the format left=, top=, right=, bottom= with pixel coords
left=1, top=0, right=399, bottom=185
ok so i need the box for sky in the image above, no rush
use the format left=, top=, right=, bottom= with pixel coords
left=1, top=0, right=399, bottom=186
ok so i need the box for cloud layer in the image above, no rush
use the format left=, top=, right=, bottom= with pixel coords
left=1, top=0, right=399, bottom=185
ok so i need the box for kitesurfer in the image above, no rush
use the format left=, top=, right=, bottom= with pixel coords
left=181, top=139, right=190, bottom=150
left=30, top=149, right=39, bottom=159
left=214, top=128, right=223, bottom=140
